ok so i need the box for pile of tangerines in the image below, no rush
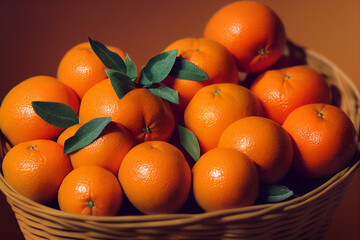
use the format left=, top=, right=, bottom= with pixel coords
left=0, top=1, right=357, bottom=216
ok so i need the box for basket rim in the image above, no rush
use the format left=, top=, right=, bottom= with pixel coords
left=1, top=154, right=358, bottom=226
left=0, top=48, right=359, bottom=227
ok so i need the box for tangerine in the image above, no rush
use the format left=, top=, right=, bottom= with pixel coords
left=118, top=141, right=191, bottom=214
left=58, top=165, right=123, bottom=216
left=0, top=76, right=79, bottom=145
left=204, top=1, right=286, bottom=73
left=2, top=139, right=72, bottom=204
left=219, top=116, right=293, bottom=184
left=192, top=147, right=259, bottom=212
left=79, top=80, right=175, bottom=143
left=282, top=103, right=357, bottom=178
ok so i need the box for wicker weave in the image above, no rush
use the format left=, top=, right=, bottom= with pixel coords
left=0, top=45, right=359, bottom=240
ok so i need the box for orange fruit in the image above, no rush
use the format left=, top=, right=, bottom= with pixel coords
left=250, top=65, right=331, bottom=125
left=161, top=38, right=239, bottom=119
left=0, top=76, right=79, bottom=146
left=204, top=1, right=286, bottom=73
left=184, top=83, right=262, bottom=153
left=192, top=147, right=259, bottom=212
left=57, top=122, right=135, bottom=175
left=79, top=80, right=175, bottom=143
left=282, top=103, right=357, bottom=178
left=58, top=165, right=123, bottom=216
left=218, top=116, right=293, bottom=184
left=57, top=42, right=126, bottom=99
left=118, top=141, right=191, bottom=214
left=2, top=139, right=72, bottom=204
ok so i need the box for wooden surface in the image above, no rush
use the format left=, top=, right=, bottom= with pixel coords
left=0, top=0, right=359, bottom=239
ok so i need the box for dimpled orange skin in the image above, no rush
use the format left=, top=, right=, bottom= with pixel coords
left=0, top=76, right=79, bottom=146
left=57, top=122, right=136, bottom=175
left=282, top=103, right=357, bottom=179
left=58, top=165, right=123, bottom=216
left=2, top=139, right=72, bottom=204
left=161, top=38, right=239, bottom=120
left=79, top=80, right=175, bottom=143
left=57, top=42, right=126, bottom=100
left=218, top=116, right=293, bottom=184
left=184, top=83, right=263, bottom=154
left=118, top=141, right=191, bottom=214
left=204, top=1, right=286, bottom=73
left=250, top=65, right=331, bottom=125
left=192, top=147, right=259, bottom=212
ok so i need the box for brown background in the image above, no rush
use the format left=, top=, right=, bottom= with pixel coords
left=0, top=0, right=359, bottom=239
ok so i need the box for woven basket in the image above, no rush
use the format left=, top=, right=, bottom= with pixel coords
left=0, top=44, right=359, bottom=240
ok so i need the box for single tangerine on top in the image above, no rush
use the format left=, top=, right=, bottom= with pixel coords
left=57, top=42, right=126, bottom=99
left=204, top=1, right=286, bottom=73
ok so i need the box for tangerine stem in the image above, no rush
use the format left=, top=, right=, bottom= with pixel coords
left=88, top=200, right=94, bottom=215
left=318, top=112, right=324, bottom=117
left=214, top=89, right=221, bottom=97
left=143, top=126, right=152, bottom=134
left=29, top=145, right=37, bottom=150
left=258, top=48, right=267, bottom=55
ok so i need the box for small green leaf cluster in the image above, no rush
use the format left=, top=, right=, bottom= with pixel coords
left=89, top=37, right=208, bottom=104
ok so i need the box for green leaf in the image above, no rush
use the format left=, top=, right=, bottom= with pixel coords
left=63, top=117, right=112, bottom=154
left=105, top=69, right=135, bottom=99
left=88, top=37, right=127, bottom=73
left=141, top=49, right=178, bottom=84
left=149, top=86, right=179, bottom=104
left=31, top=101, right=79, bottom=128
left=105, top=69, right=135, bottom=87
left=177, top=124, right=200, bottom=161
left=139, top=70, right=153, bottom=85
left=258, top=184, right=294, bottom=203
left=170, top=57, right=209, bottom=81
left=125, top=53, right=137, bottom=80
